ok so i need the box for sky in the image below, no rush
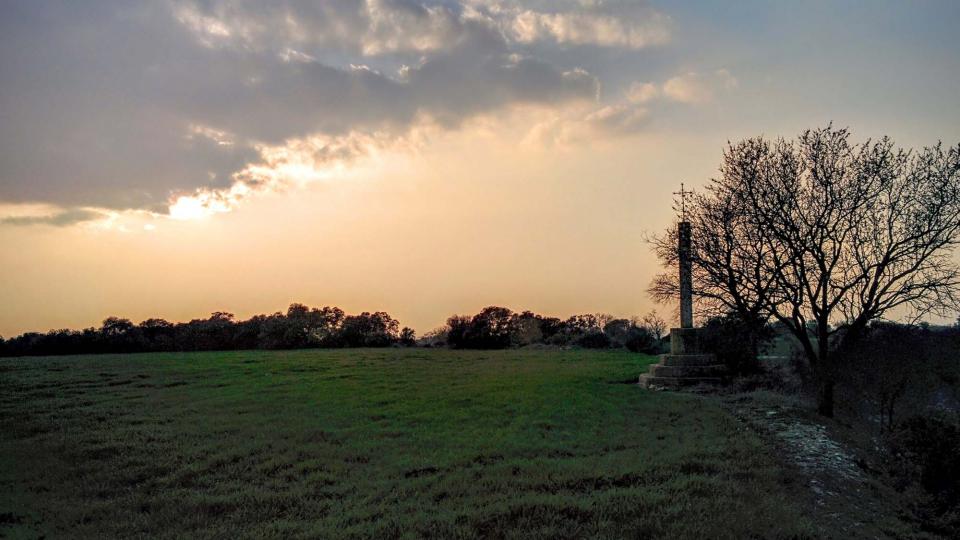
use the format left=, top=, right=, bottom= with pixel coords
left=1, top=0, right=959, bottom=337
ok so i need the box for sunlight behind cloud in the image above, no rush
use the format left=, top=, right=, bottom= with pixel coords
left=169, top=194, right=228, bottom=221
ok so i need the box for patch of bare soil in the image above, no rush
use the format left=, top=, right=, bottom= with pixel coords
left=719, top=392, right=939, bottom=539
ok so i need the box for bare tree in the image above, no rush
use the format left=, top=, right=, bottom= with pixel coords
left=649, top=148, right=780, bottom=363
left=651, top=126, right=960, bottom=416
left=640, top=311, right=667, bottom=342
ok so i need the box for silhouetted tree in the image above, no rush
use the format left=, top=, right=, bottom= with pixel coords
left=651, top=126, right=960, bottom=416
left=445, top=307, right=516, bottom=349
left=138, top=318, right=174, bottom=351
left=468, top=307, right=515, bottom=349
left=509, top=311, right=544, bottom=346
left=98, top=317, right=138, bottom=353
left=340, top=311, right=400, bottom=347
left=399, top=327, right=416, bottom=346
left=536, top=316, right=564, bottom=342
left=445, top=315, right=472, bottom=349
left=305, top=306, right=346, bottom=346
left=0, top=303, right=408, bottom=357
left=641, top=311, right=667, bottom=342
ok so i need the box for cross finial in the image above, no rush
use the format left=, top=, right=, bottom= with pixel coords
left=672, top=182, right=693, bottom=222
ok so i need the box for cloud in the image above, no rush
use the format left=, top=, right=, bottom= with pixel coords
left=172, top=0, right=470, bottom=56
left=171, top=0, right=671, bottom=55
left=506, top=5, right=671, bottom=49
left=0, top=1, right=604, bottom=215
left=661, top=69, right=738, bottom=104
left=626, top=81, right=659, bottom=104
left=583, top=104, right=649, bottom=133
left=625, top=69, right=738, bottom=106
left=522, top=101, right=649, bottom=147
left=0, top=1, right=671, bottom=223
left=187, top=124, right=236, bottom=147
left=526, top=67, right=739, bottom=146
left=166, top=129, right=421, bottom=220
left=0, top=208, right=108, bottom=227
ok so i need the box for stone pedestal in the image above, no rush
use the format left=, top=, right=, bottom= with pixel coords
left=638, top=327, right=726, bottom=388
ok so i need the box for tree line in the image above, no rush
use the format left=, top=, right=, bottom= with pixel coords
left=439, top=307, right=666, bottom=352
left=0, top=304, right=668, bottom=357
left=0, top=304, right=412, bottom=357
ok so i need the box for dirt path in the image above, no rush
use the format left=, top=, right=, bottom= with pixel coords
left=720, top=393, right=937, bottom=539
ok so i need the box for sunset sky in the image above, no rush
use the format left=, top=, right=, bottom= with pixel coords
left=2, top=1, right=959, bottom=337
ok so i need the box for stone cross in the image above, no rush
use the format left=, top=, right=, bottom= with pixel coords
left=639, top=183, right=728, bottom=388
left=673, top=184, right=694, bottom=328
left=672, top=182, right=692, bottom=222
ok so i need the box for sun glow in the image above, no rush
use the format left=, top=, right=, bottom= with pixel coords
left=169, top=194, right=228, bottom=221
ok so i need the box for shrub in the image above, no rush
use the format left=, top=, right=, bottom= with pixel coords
left=698, top=314, right=769, bottom=375
left=623, top=327, right=658, bottom=354
left=884, top=413, right=960, bottom=535
left=574, top=331, right=610, bottom=349
left=836, top=322, right=942, bottom=432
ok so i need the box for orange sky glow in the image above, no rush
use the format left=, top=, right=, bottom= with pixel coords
left=2, top=1, right=959, bottom=337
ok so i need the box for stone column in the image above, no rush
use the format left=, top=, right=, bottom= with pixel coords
left=678, top=221, right=693, bottom=328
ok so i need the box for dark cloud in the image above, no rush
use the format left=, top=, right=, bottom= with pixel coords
left=0, top=1, right=654, bottom=213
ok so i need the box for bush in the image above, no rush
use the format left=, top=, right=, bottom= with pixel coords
left=624, top=327, right=658, bottom=354
left=601, top=319, right=657, bottom=353
left=836, top=322, right=941, bottom=432
left=698, top=314, right=769, bottom=375
left=884, top=413, right=960, bottom=535
left=574, top=331, right=610, bottom=349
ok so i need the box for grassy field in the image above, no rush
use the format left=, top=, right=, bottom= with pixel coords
left=1, top=349, right=813, bottom=538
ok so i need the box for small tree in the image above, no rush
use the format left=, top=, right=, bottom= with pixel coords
left=399, top=327, right=416, bottom=346
left=640, top=311, right=667, bottom=342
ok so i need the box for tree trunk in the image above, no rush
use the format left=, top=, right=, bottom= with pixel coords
left=817, top=378, right=835, bottom=417
left=815, top=321, right=835, bottom=417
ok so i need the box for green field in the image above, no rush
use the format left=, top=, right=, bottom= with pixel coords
left=1, top=349, right=812, bottom=538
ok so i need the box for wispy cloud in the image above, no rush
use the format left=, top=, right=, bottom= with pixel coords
left=0, top=208, right=109, bottom=227
left=661, top=70, right=738, bottom=104
left=506, top=5, right=670, bottom=49
left=627, top=69, right=738, bottom=105
left=172, top=0, right=672, bottom=55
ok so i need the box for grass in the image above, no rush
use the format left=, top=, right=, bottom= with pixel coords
left=1, top=349, right=813, bottom=538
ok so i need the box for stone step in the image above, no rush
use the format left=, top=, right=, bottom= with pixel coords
left=638, top=374, right=724, bottom=388
left=659, top=354, right=718, bottom=367
left=648, top=364, right=727, bottom=378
